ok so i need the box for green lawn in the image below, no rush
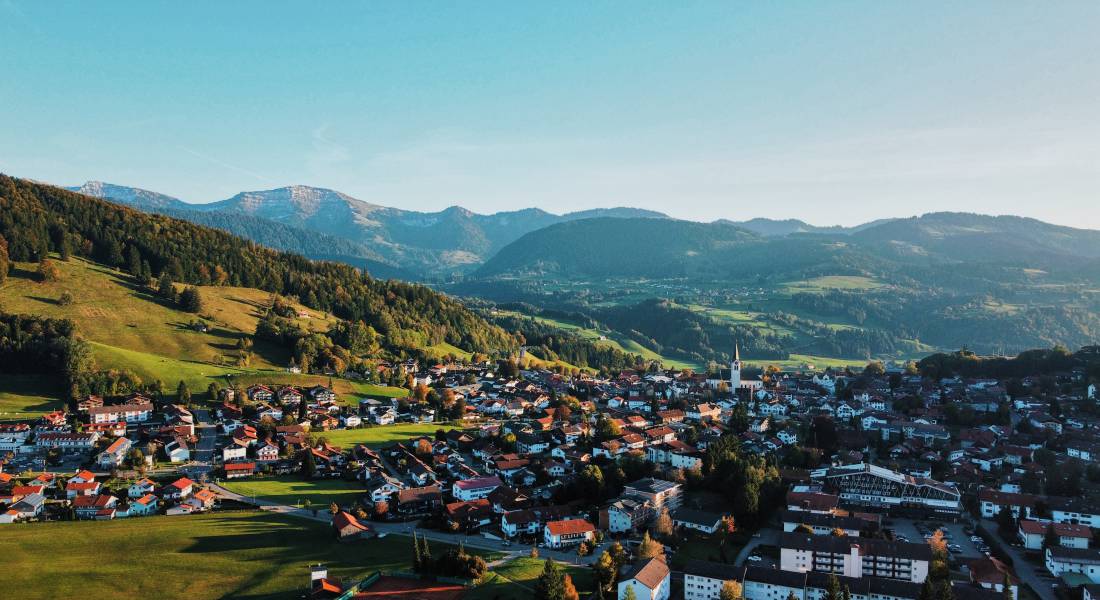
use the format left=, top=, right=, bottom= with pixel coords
left=220, top=476, right=366, bottom=508
left=466, top=556, right=594, bottom=600
left=0, top=374, right=65, bottom=420
left=3, top=511, right=483, bottom=600
left=781, top=275, right=886, bottom=293
left=317, top=423, right=455, bottom=448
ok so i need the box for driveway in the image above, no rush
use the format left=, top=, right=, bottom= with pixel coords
left=979, top=519, right=1056, bottom=600
left=734, top=527, right=779, bottom=566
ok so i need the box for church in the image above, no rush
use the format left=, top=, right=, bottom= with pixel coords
left=707, top=344, right=764, bottom=393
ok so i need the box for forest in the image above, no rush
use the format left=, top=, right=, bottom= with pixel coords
left=0, top=175, right=514, bottom=357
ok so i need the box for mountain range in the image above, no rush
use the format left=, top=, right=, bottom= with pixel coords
left=71, top=182, right=666, bottom=278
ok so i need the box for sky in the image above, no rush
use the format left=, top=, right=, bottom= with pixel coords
left=1, top=1, right=1099, bottom=227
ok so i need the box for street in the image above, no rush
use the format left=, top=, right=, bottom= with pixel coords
left=980, top=519, right=1056, bottom=600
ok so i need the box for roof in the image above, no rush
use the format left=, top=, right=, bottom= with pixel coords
left=624, top=557, right=670, bottom=589
left=169, top=477, right=195, bottom=490
left=626, top=477, right=679, bottom=495
left=454, top=475, right=502, bottom=490
left=224, top=462, right=257, bottom=471
left=683, top=559, right=743, bottom=581
left=545, top=518, right=595, bottom=536
left=672, top=507, right=723, bottom=527
left=1019, top=520, right=1092, bottom=538
left=779, top=532, right=933, bottom=561
left=88, top=402, right=152, bottom=415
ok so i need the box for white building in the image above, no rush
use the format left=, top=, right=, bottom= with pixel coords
left=619, top=557, right=670, bottom=600
left=543, top=518, right=595, bottom=549
left=1047, top=547, right=1100, bottom=582
left=778, top=532, right=931, bottom=583
left=452, top=475, right=502, bottom=502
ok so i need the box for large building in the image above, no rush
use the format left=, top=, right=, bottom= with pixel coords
left=623, top=478, right=683, bottom=512
left=779, top=532, right=932, bottom=583
left=812, top=463, right=960, bottom=515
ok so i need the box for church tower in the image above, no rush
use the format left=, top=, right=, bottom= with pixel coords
left=730, top=343, right=742, bottom=390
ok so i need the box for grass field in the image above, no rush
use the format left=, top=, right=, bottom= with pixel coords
left=315, top=423, right=455, bottom=448
left=781, top=275, right=886, bottom=293
left=0, top=257, right=312, bottom=369
left=220, top=476, right=366, bottom=508
left=0, top=375, right=65, bottom=419
left=466, top=556, right=594, bottom=600
left=3, top=511, right=490, bottom=600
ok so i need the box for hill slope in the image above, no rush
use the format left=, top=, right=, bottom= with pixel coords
left=2, top=175, right=515, bottom=356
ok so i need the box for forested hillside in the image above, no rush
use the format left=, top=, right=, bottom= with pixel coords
left=0, top=175, right=513, bottom=355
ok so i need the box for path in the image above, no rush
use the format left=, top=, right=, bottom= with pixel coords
left=979, top=519, right=1055, bottom=600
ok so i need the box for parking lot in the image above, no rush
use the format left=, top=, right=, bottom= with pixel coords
left=886, top=518, right=986, bottom=559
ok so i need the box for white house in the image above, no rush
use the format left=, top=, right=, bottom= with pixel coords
left=684, top=560, right=744, bottom=600
left=1047, top=547, right=1100, bottom=582
left=543, top=518, right=595, bottom=549
left=453, top=476, right=502, bottom=502
left=97, top=437, right=132, bottom=469
left=618, top=557, right=670, bottom=600
left=1019, top=520, right=1091, bottom=550
left=223, top=445, right=248, bottom=462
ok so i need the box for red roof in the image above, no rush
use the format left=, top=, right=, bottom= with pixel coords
left=170, top=477, right=195, bottom=490
left=545, top=518, right=595, bottom=536
left=1019, top=520, right=1092, bottom=538
left=224, top=462, right=256, bottom=471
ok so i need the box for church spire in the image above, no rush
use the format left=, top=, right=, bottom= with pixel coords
left=735, top=343, right=740, bottom=362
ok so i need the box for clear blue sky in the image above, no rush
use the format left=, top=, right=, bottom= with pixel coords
left=2, top=1, right=1098, bottom=227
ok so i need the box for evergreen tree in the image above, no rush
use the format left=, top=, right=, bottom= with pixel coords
left=301, top=447, right=316, bottom=479
left=412, top=532, right=423, bottom=572
left=533, top=558, right=566, bottom=600
left=127, top=245, right=142, bottom=277
left=158, top=272, right=176, bottom=301
left=637, top=531, right=664, bottom=560
left=0, top=235, right=8, bottom=285
left=936, top=583, right=955, bottom=600
left=419, top=534, right=432, bottom=571
left=824, top=574, right=842, bottom=600
left=177, top=380, right=191, bottom=404
left=179, top=286, right=204, bottom=313
left=622, top=586, right=637, bottom=600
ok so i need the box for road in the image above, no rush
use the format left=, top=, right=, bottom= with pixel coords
left=180, top=407, right=218, bottom=482
left=209, top=482, right=603, bottom=565
left=980, top=519, right=1056, bottom=600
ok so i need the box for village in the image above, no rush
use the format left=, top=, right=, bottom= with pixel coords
left=3, top=348, right=1100, bottom=600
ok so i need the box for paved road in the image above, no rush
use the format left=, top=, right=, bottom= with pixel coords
left=180, top=408, right=218, bottom=482
left=979, top=519, right=1056, bottom=600
left=210, top=483, right=603, bottom=565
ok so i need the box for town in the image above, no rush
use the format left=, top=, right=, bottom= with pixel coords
left=4, top=346, right=1100, bottom=600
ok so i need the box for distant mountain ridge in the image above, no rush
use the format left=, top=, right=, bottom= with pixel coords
left=72, top=181, right=667, bottom=278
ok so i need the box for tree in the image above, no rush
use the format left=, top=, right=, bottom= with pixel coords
left=58, top=292, right=74, bottom=306
left=179, top=286, right=204, bottom=313
left=824, top=573, right=842, bottom=600
left=419, top=534, right=432, bottom=570
left=177, top=380, right=191, bottom=404
left=561, top=574, right=579, bottom=600
left=794, top=523, right=814, bottom=534
left=652, top=507, right=674, bottom=539
left=720, top=580, right=743, bottom=600
left=918, top=579, right=935, bottom=600
left=301, top=447, right=316, bottom=479
left=594, top=550, right=617, bottom=592
left=622, top=586, right=637, bottom=600
left=157, top=273, right=176, bottom=301
left=0, top=235, right=8, bottom=284
left=413, top=532, right=423, bottom=572
left=996, top=506, right=1016, bottom=534
left=533, top=558, right=566, bottom=600
left=1043, top=524, right=1059, bottom=550
left=936, top=583, right=955, bottom=600
left=831, top=527, right=847, bottom=536
left=37, top=258, right=60, bottom=282
left=637, top=531, right=664, bottom=560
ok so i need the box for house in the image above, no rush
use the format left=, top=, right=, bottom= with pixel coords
left=968, top=557, right=1018, bottom=600
left=618, top=557, right=671, bottom=600
left=164, top=439, right=190, bottom=463
left=2, top=493, right=45, bottom=522
left=87, top=401, right=153, bottom=424
left=73, top=494, right=119, bottom=520
left=96, top=437, right=132, bottom=469
left=1019, top=520, right=1091, bottom=550
left=162, top=477, right=194, bottom=501
left=395, top=485, right=444, bottom=516
left=446, top=499, right=494, bottom=530
left=185, top=488, right=218, bottom=511
left=602, top=496, right=653, bottom=533
left=779, top=532, right=931, bottom=583
left=370, top=406, right=396, bottom=425
left=1046, top=546, right=1100, bottom=582
left=129, top=493, right=159, bottom=516
left=256, top=441, right=280, bottom=462
left=224, top=462, right=257, bottom=479
left=365, top=473, right=404, bottom=503
left=247, top=385, right=274, bottom=402
left=223, top=444, right=248, bottom=462
left=129, top=478, right=158, bottom=498
left=333, top=510, right=375, bottom=541
left=453, top=475, right=502, bottom=502
left=543, top=518, right=595, bottom=549
left=672, top=507, right=725, bottom=534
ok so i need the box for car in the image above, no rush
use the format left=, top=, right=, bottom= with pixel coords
left=748, top=555, right=763, bottom=562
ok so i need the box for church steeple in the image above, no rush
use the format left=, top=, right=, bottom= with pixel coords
left=730, top=342, right=742, bottom=391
